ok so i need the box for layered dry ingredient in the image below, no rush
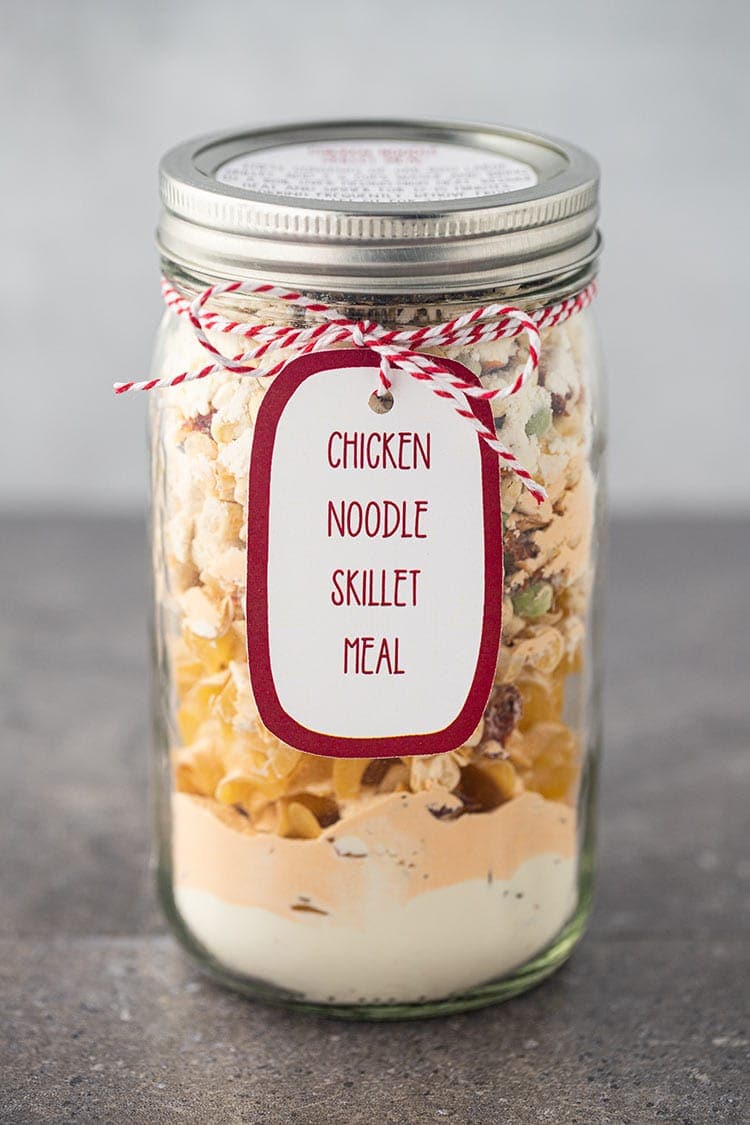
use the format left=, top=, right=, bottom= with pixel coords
left=152, top=291, right=595, bottom=1003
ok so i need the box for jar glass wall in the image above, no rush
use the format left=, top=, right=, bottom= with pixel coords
left=149, top=269, right=605, bottom=1018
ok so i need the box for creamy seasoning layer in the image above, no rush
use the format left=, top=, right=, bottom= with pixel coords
left=175, top=857, right=577, bottom=1004
left=172, top=790, right=577, bottom=1002
left=151, top=292, right=596, bottom=999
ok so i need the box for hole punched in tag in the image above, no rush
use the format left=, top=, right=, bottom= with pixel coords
left=368, top=390, right=394, bottom=415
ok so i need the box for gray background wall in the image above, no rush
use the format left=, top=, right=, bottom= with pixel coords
left=2, top=0, right=748, bottom=514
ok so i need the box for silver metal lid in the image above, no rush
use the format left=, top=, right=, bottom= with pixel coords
left=158, top=119, right=600, bottom=295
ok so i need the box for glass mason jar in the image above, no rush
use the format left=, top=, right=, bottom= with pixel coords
left=147, top=120, right=604, bottom=1018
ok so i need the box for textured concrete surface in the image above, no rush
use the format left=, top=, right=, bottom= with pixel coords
left=1, top=516, right=748, bottom=1123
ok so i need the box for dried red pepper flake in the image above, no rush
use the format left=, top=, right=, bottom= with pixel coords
left=187, top=410, right=215, bottom=434
left=503, top=528, right=540, bottom=573
left=361, top=758, right=390, bottom=787
left=427, top=802, right=466, bottom=821
left=483, top=684, right=523, bottom=746
left=550, top=391, right=571, bottom=417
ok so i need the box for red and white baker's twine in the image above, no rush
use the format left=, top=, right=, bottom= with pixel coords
left=115, top=278, right=596, bottom=505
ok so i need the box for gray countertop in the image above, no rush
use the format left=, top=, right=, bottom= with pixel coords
left=1, top=516, right=748, bottom=1124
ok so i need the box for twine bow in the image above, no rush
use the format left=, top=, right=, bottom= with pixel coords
left=115, top=277, right=596, bottom=505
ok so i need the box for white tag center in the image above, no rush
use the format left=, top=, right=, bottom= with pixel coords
left=247, top=350, right=502, bottom=758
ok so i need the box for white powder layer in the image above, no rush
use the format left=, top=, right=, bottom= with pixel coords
left=175, top=853, right=576, bottom=1004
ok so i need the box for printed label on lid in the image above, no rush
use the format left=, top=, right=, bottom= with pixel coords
left=246, top=349, right=503, bottom=758
left=216, top=139, right=538, bottom=203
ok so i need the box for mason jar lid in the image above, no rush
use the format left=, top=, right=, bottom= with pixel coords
left=158, top=119, right=600, bottom=295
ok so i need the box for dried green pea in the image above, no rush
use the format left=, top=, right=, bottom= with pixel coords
left=511, top=581, right=554, bottom=618
left=525, top=406, right=552, bottom=438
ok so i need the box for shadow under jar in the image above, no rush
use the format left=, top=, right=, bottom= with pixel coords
left=147, top=119, right=605, bottom=1019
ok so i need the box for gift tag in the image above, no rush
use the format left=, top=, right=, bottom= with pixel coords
left=246, top=349, right=503, bottom=758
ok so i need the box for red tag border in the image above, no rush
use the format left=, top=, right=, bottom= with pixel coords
left=246, top=348, right=503, bottom=758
